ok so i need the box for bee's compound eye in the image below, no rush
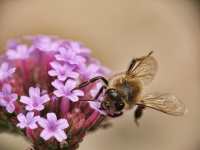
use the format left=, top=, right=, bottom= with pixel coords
left=115, top=102, right=125, bottom=111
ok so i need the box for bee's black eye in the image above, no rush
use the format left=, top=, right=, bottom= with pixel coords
left=115, top=102, right=125, bottom=111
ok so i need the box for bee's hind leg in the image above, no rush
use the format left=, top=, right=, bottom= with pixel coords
left=134, top=105, right=145, bottom=127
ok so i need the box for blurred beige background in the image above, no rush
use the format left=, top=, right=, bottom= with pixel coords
left=0, top=0, right=200, bottom=150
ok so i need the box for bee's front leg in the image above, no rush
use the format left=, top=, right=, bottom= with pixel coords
left=72, top=76, right=108, bottom=91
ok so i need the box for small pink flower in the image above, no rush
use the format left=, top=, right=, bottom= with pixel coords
left=80, top=64, right=102, bottom=80
left=52, top=79, right=84, bottom=102
left=38, top=113, right=69, bottom=142
left=20, top=87, right=50, bottom=111
left=0, top=83, right=18, bottom=113
left=17, top=112, right=40, bottom=129
left=6, top=44, right=32, bottom=60
left=48, top=61, right=79, bottom=81
left=55, top=47, right=86, bottom=65
left=32, top=35, right=61, bottom=52
left=0, top=62, right=16, bottom=81
left=69, top=41, right=91, bottom=55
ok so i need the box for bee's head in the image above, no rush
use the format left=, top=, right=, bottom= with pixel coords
left=101, top=89, right=125, bottom=115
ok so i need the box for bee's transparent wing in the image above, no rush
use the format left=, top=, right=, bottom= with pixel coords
left=127, top=52, right=158, bottom=86
left=137, top=93, right=186, bottom=116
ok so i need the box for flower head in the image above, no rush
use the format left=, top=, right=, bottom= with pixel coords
left=38, top=113, right=69, bottom=142
left=0, top=62, right=16, bottom=81
left=0, top=83, right=17, bottom=113
left=20, top=87, right=50, bottom=111
left=17, top=112, right=40, bottom=129
left=0, top=35, right=110, bottom=149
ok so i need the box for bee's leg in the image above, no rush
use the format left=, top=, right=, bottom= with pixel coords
left=92, top=85, right=107, bottom=101
left=72, top=76, right=108, bottom=91
left=134, top=105, right=145, bottom=127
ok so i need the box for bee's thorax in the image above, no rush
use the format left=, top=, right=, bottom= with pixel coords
left=108, top=73, right=142, bottom=107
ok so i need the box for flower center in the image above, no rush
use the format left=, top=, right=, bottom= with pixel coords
left=4, top=96, right=11, bottom=103
left=48, top=122, right=58, bottom=132
left=32, top=97, right=40, bottom=107
left=59, top=69, right=65, bottom=76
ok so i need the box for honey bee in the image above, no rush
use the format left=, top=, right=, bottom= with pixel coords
left=74, top=51, right=186, bottom=125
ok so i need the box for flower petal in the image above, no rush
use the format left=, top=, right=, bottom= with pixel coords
left=20, top=96, right=32, bottom=105
left=40, top=129, right=53, bottom=141
left=57, top=119, right=69, bottom=129
left=47, top=113, right=57, bottom=122
left=41, top=94, right=50, bottom=103
left=38, top=118, right=48, bottom=128
left=54, top=129, right=67, bottom=142
left=17, top=113, right=26, bottom=123
left=6, top=103, right=15, bottom=113
left=73, top=90, right=84, bottom=97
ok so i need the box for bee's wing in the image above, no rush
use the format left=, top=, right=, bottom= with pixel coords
left=137, top=93, right=186, bottom=116
left=126, top=52, right=158, bottom=86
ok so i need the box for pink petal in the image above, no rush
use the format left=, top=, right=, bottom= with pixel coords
left=2, top=84, right=12, bottom=93
left=48, top=70, right=57, bottom=76
left=29, top=123, right=38, bottom=129
left=26, top=105, right=34, bottom=111
left=20, top=96, right=32, bottom=105
left=47, top=113, right=57, bottom=122
left=29, top=87, right=40, bottom=97
left=50, top=61, right=60, bottom=69
left=17, top=113, right=26, bottom=123
left=26, top=112, right=34, bottom=120
left=40, top=129, right=53, bottom=141
left=64, top=80, right=77, bottom=90
left=6, top=103, right=15, bottom=113
left=67, top=95, right=79, bottom=102
left=38, top=118, right=48, bottom=128
left=52, top=80, right=64, bottom=89
left=41, top=94, right=50, bottom=103
left=54, top=130, right=67, bottom=142
left=53, top=90, right=64, bottom=97
left=1, top=63, right=9, bottom=70
left=34, top=105, right=44, bottom=111
left=73, top=90, right=84, bottom=97
left=17, top=123, right=26, bottom=129
left=69, top=72, right=79, bottom=79
left=10, top=94, right=18, bottom=101
left=9, top=67, right=16, bottom=75
left=58, top=74, right=67, bottom=81
left=57, top=119, right=69, bottom=129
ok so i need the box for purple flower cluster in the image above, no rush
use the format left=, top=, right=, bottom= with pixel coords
left=0, top=35, right=110, bottom=149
